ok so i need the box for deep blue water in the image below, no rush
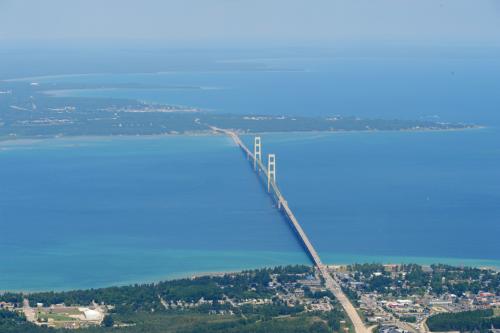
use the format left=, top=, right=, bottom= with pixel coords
left=2, top=53, right=500, bottom=291
left=0, top=136, right=308, bottom=291
left=1, top=130, right=499, bottom=291
left=249, top=130, right=500, bottom=263
left=39, top=56, right=500, bottom=126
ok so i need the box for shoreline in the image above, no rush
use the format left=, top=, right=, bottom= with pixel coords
left=3, top=255, right=499, bottom=294
left=0, top=125, right=486, bottom=146
left=0, top=124, right=495, bottom=294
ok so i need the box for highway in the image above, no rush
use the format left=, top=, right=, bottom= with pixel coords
left=214, top=127, right=369, bottom=333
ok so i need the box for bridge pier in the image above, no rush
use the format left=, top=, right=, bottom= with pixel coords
left=212, top=128, right=368, bottom=333
left=278, top=198, right=287, bottom=210
left=267, top=154, right=276, bottom=192
left=254, top=136, right=262, bottom=171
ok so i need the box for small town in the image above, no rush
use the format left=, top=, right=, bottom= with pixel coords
left=1, top=264, right=499, bottom=332
left=0, top=266, right=348, bottom=331
left=330, top=263, right=500, bottom=333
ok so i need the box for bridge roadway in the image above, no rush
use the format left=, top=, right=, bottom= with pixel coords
left=213, top=127, right=369, bottom=333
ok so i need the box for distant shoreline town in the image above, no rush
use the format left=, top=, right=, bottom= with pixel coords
left=0, top=80, right=479, bottom=142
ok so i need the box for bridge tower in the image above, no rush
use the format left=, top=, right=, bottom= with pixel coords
left=254, top=136, right=262, bottom=171
left=267, top=154, right=276, bottom=192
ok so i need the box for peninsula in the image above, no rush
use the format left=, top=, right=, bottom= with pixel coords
left=0, top=80, right=477, bottom=141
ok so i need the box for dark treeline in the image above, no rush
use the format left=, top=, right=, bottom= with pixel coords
left=0, top=265, right=356, bottom=333
left=0, top=310, right=345, bottom=333
left=0, top=310, right=47, bottom=333
left=1, top=265, right=312, bottom=313
left=427, top=309, right=500, bottom=332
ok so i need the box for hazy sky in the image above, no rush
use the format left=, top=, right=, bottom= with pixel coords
left=0, top=0, right=499, bottom=46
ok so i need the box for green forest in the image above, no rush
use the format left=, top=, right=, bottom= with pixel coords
left=427, top=309, right=500, bottom=332
left=0, top=265, right=352, bottom=333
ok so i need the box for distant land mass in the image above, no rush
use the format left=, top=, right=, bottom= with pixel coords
left=0, top=80, right=478, bottom=141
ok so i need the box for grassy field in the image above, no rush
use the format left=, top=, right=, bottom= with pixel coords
left=73, top=312, right=335, bottom=333
left=37, top=311, right=77, bottom=322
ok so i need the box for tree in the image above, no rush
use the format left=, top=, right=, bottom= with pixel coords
left=102, top=314, right=114, bottom=327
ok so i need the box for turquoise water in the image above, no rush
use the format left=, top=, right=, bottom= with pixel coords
left=1, top=130, right=499, bottom=291
left=2, top=54, right=500, bottom=291
left=0, top=136, right=307, bottom=291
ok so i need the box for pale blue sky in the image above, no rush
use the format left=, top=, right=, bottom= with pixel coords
left=0, top=0, right=499, bottom=46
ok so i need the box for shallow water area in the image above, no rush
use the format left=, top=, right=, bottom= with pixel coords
left=1, top=129, right=499, bottom=291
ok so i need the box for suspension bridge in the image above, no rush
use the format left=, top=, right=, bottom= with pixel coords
left=211, top=126, right=369, bottom=333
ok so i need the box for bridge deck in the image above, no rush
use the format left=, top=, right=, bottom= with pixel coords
left=214, top=127, right=368, bottom=333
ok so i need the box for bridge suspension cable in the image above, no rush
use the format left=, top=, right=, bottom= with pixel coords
left=210, top=126, right=369, bottom=333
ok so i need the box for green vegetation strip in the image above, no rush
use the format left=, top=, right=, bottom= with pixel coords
left=427, top=309, right=500, bottom=332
